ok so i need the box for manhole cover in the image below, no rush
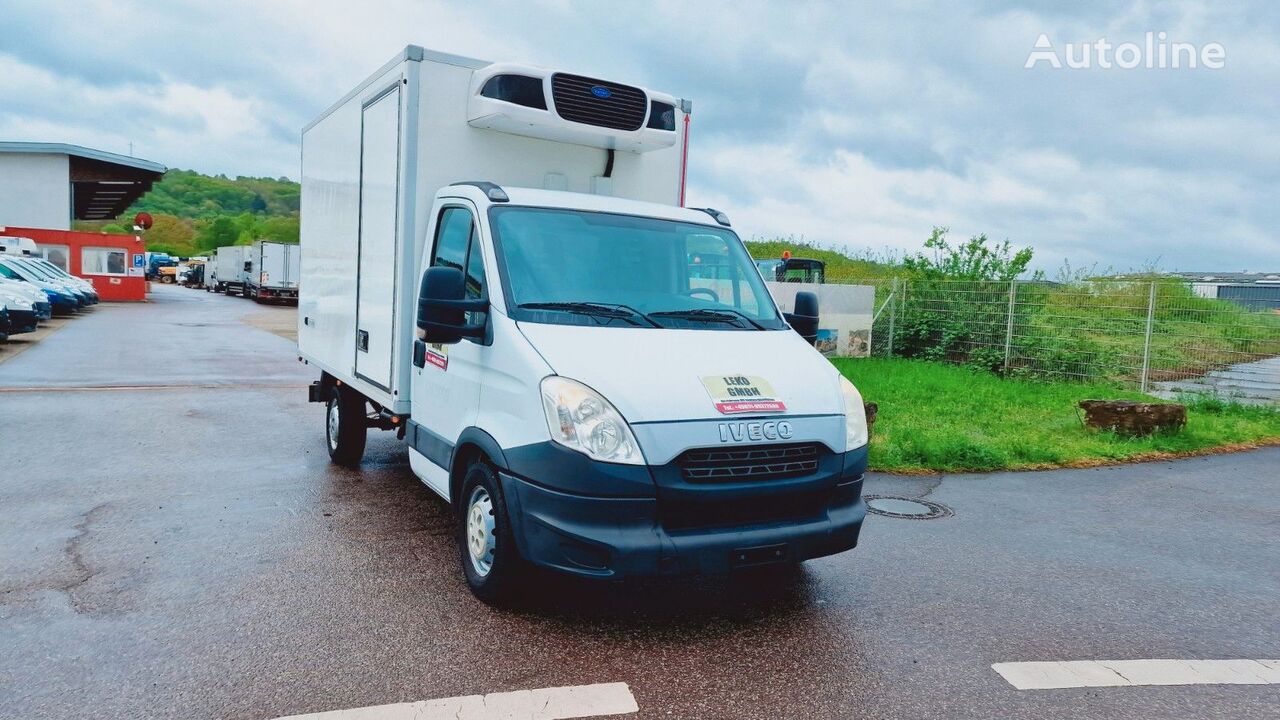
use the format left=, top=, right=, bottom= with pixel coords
left=865, top=495, right=952, bottom=520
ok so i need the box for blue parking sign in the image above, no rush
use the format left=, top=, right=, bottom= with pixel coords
left=133, top=254, right=145, bottom=268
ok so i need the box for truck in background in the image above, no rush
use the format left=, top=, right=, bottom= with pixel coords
left=298, top=46, right=867, bottom=603
left=208, top=245, right=252, bottom=295
left=756, top=251, right=827, bottom=284
left=245, top=241, right=300, bottom=303
left=145, top=252, right=178, bottom=281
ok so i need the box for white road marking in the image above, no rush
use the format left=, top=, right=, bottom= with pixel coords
left=271, top=682, right=639, bottom=720
left=993, top=659, right=1280, bottom=690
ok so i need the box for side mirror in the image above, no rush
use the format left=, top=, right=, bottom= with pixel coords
left=416, top=266, right=487, bottom=345
left=784, top=291, right=819, bottom=346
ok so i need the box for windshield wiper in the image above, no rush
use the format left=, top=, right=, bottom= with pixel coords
left=517, top=302, right=659, bottom=327
left=647, top=308, right=766, bottom=330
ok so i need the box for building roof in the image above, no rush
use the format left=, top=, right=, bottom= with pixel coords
left=0, top=142, right=166, bottom=221
left=1168, top=271, right=1280, bottom=285
left=0, top=142, right=165, bottom=173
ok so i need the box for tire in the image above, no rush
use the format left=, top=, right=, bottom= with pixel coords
left=458, top=460, right=524, bottom=603
left=325, top=385, right=367, bottom=467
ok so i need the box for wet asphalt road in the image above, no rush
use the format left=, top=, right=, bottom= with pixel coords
left=1, top=285, right=1277, bottom=719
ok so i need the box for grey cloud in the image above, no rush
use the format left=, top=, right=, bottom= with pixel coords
left=2, top=0, right=1277, bottom=271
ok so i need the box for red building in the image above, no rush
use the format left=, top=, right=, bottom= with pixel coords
left=2, top=226, right=148, bottom=301
left=0, top=142, right=165, bottom=302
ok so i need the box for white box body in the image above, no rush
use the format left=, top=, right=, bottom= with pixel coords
left=298, top=46, right=689, bottom=413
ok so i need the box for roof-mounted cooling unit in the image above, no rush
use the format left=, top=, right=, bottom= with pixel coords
left=467, top=63, right=682, bottom=153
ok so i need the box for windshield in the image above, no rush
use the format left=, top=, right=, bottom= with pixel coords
left=12, top=258, right=57, bottom=281
left=489, top=207, right=785, bottom=330
left=35, top=259, right=72, bottom=278
left=0, top=259, right=37, bottom=282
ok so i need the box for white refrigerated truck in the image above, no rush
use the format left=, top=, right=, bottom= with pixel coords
left=245, top=240, right=300, bottom=303
left=208, top=245, right=251, bottom=295
left=298, top=46, right=868, bottom=602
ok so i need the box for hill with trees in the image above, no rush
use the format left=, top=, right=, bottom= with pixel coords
left=75, top=169, right=300, bottom=257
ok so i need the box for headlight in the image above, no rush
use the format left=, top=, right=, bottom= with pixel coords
left=839, top=375, right=868, bottom=451
left=540, top=376, right=644, bottom=465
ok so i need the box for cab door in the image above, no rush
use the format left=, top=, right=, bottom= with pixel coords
left=408, top=201, right=489, bottom=499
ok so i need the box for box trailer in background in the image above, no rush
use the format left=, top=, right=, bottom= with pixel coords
left=209, top=245, right=251, bottom=295
left=245, top=241, right=300, bottom=303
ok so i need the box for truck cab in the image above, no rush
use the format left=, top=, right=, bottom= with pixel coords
left=395, top=185, right=867, bottom=599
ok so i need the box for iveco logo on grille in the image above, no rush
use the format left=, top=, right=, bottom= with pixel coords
left=718, top=420, right=794, bottom=443
left=590, top=85, right=612, bottom=98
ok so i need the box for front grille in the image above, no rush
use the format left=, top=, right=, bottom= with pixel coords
left=677, top=443, right=821, bottom=483
left=551, top=73, right=648, bottom=131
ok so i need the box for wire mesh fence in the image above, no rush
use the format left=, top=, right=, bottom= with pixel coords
left=844, top=277, right=1280, bottom=403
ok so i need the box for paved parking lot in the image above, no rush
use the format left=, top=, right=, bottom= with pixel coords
left=1, top=284, right=1277, bottom=719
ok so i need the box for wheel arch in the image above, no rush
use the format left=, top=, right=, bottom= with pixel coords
left=448, top=427, right=509, bottom=509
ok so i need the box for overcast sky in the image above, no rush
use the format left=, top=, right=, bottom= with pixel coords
left=2, top=0, right=1276, bottom=272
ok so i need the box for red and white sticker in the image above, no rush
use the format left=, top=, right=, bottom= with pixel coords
left=701, top=375, right=786, bottom=414
left=425, top=344, right=448, bottom=370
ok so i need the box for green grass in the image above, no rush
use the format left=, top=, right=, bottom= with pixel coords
left=745, top=238, right=898, bottom=280
left=834, top=357, right=1280, bottom=473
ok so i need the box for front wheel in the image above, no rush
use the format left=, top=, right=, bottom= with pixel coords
left=458, top=460, right=523, bottom=603
left=325, top=386, right=367, bottom=467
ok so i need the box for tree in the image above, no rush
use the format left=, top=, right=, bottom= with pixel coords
left=901, top=227, right=1038, bottom=281
left=145, top=214, right=196, bottom=249
left=195, top=217, right=240, bottom=250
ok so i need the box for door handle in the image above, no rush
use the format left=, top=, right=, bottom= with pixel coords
left=357, top=329, right=369, bottom=352
left=413, top=339, right=426, bottom=368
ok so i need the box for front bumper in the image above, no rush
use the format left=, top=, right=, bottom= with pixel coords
left=500, top=443, right=868, bottom=578
left=0, top=308, right=38, bottom=335
left=49, top=296, right=78, bottom=314
left=34, top=301, right=52, bottom=320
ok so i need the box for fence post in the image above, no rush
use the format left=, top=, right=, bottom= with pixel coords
left=1003, top=279, right=1017, bottom=373
left=1140, top=281, right=1156, bottom=393
left=886, top=277, right=898, bottom=358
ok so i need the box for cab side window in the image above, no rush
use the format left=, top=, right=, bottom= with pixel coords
left=432, top=207, right=472, bottom=272
left=430, top=206, right=487, bottom=328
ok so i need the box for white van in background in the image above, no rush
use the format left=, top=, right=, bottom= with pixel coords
left=298, top=46, right=868, bottom=602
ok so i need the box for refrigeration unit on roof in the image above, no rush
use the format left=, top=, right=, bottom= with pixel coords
left=467, top=62, right=685, bottom=153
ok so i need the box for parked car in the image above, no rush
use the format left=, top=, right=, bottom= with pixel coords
left=6, top=257, right=92, bottom=307
left=24, top=257, right=99, bottom=304
left=0, top=289, right=39, bottom=337
left=0, top=257, right=82, bottom=314
left=0, top=278, right=52, bottom=321
left=298, top=46, right=866, bottom=603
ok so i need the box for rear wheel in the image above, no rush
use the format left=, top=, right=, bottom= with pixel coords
left=458, top=460, right=523, bottom=604
left=325, top=386, right=367, bottom=467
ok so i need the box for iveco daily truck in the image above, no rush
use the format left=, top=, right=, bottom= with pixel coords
left=298, top=46, right=868, bottom=602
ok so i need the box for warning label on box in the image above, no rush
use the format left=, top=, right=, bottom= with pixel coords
left=700, top=375, right=786, bottom=414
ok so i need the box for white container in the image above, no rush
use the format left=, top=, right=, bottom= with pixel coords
left=298, top=46, right=690, bottom=411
